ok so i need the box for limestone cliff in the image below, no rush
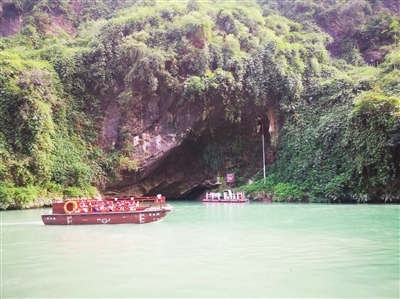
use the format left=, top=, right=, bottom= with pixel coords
left=99, top=84, right=279, bottom=199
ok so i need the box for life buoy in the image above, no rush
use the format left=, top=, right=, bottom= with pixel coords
left=64, top=201, right=78, bottom=214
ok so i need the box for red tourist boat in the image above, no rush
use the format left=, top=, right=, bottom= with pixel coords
left=202, top=190, right=249, bottom=203
left=41, top=195, right=173, bottom=225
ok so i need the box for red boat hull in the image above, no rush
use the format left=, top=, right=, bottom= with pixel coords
left=41, top=209, right=170, bottom=225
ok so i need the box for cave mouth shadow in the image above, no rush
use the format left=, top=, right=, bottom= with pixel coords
left=2, top=3, right=19, bottom=19
left=170, top=187, right=209, bottom=201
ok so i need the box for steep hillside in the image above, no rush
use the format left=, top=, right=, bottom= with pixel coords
left=0, top=0, right=399, bottom=208
left=258, top=0, right=399, bottom=64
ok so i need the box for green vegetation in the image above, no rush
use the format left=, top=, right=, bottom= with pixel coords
left=0, top=0, right=399, bottom=208
left=241, top=54, right=400, bottom=203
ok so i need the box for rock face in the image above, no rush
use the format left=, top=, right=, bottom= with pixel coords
left=101, top=90, right=279, bottom=200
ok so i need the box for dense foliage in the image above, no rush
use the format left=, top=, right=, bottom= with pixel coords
left=0, top=0, right=399, bottom=208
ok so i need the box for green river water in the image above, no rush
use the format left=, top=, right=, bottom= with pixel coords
left=1, top=201, right=399, bottom=298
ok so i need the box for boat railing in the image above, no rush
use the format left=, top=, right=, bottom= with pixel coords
left=55, top=195, right=168, bottom=214
left=205, top=190, right=246, bottom=200
left=206, top=192, right=222, bottom=199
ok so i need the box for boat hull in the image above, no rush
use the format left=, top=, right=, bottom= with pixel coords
left=41, top=209, right=170, bottom=225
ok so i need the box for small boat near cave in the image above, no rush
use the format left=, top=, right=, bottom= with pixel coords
left=202, top=190, right=249, bottom=203
left=41, top=195, right=173, bottom=225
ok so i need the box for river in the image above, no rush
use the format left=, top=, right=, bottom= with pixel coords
left=1, top=201, right=399, bottom=298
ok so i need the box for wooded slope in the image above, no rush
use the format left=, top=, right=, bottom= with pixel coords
left=0, top=0, right=399, bottom=207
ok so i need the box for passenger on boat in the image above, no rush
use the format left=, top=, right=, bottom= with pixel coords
left=105, top=201, right=113, bottom=212
left=92, top=203, right=100, bottom=212
left=99, top=201, right=107, bottom=212
left=114, top=201, right=122, bottom=212
left=123, top=200, right=131, bottom=211
left=78, top=201, right=87, bottom=213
